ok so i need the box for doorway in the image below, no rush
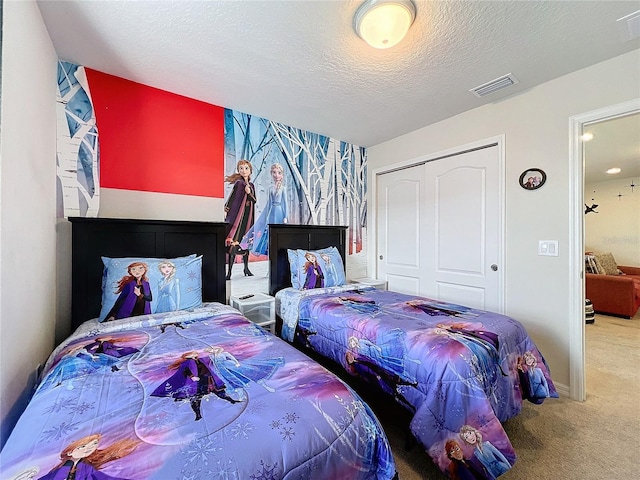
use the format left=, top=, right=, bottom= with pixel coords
left=569, top=98, right=640, bottom=401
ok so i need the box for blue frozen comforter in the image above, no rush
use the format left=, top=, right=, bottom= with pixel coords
left=1, top=304, right=395, bottom=480
left=277, top=285, right=558, bottom=479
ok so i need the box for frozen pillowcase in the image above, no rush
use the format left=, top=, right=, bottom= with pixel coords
left=288, top=247, right=346, bottom=290
left=99, top=254, right=203, bottom=322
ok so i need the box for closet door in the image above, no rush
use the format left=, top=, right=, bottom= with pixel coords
left=376, top=143, right=503, bottom=312
left=376, top=165, right=427, bottom=295
left=422, top=145, right=501, bottom=312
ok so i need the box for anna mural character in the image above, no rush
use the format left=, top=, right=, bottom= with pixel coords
left=36, top=433, right=139, bottom=480
left=104, top=262, right=152, bottom=321
left=224, top=159, right=256, bottom=279
left=151, top=351, right=239, bottom=421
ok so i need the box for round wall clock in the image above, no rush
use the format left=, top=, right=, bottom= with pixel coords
left=519, top=168, right=546, bottom=190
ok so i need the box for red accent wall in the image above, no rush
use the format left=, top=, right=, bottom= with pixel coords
left=85, top=69, right=224, bottom=198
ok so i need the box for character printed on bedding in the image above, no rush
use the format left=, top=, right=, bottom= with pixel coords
left=320, top=253, right=337, bottom=286
left=303, top=252, right=324, bottom=289
left=517, top=351, right=550, bottom=403
left=84, top=335, right=140, bottom=372
left=38, top=336, right=140, bottom=391
left=37, top=344, right=101, bottom=392
left=154, top=260, right=180, bottom=313
left=407, top=299, right=478, bottom=320
left=207, top=346, right=284, bottom=400
left=224, top=159, right=256, bottom=279
left=104, top=262, right=152, bottom=321
left=459, top=425, right=512, bottom=479
left=151, top=351, right=240, bottom=421
left=445, top=439, right=486, bottom=480
left=35, top=433, right=139, bottom=480
left=345, top=332, right=419, bottom=410
left=294, top=316, right=318, bottom=348
left=338, top=295, right=380, bottom=315
left=434, top=322, right=506, bottom=398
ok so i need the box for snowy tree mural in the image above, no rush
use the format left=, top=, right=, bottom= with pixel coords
left=224, top=110, right=367, bottom=257
left=56, top=61, right=100, bottom=218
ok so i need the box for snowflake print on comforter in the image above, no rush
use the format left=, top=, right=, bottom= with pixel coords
left=276, top=285, right=558, bottom=479
left=1, top=304, right=396, bottom=480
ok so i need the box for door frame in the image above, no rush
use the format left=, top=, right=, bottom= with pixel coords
left=568, top=98, right=640, bottom=401
left=369, top=135, right=506, bottom=313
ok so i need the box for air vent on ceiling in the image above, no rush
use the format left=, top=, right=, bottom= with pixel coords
left=469, top=73, right=519, bottom=98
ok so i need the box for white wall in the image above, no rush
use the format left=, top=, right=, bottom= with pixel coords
left=98, top=188, right=226, bottom=222
left=585, top=177, right=640, bottom=266
left=367, top=50, right=640, bottom=391
left=0, top=0, right=58, bottom=446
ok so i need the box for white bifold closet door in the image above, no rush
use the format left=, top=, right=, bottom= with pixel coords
left=376, top=144, right=503, bottom=313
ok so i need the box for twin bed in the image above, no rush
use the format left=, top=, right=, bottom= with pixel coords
left=268, top=224, right=558, bottom=479
left=1, top=219, right=557, bottom=480
left=0, top=219, right=396, bottom=480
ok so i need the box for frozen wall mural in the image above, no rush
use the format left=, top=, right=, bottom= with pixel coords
left=56, top=61, right=100, bottom=218
left=224, top=109, right=367, bottom=279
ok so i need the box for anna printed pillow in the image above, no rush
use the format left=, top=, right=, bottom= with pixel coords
left=287, top=247, right=346, bottom=290
left=99, top=255, right=203, bottom=322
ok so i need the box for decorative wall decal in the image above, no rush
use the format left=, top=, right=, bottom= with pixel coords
left=224, top=110, right=367, bottom=266
left=519, top=168, right=546, bottom=190
left=56, top=61, right=100, bottom=218
left=585, top=189, right=598, bottom=214
left=584, top=203, right=599, bottom=214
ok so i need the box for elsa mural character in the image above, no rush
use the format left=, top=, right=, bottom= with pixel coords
left=244, top=163, right=288, bottom=256
left=155, top=260, right=180, bottom=313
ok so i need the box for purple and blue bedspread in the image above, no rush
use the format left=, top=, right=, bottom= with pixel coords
left=1, top=304, right=395, bottom=480
left=277, top=285, right=558, bottom=479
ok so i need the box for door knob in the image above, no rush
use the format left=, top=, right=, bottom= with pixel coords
left=379, top=255, right=384, bottom=260
left=491, top=264, right=498, bottom=271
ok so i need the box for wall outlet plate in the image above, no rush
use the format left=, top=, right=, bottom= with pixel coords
left=539, top=240, right=559, bottom=256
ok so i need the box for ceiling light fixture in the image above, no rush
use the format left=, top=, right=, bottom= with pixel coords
left=606, top=167, right=622, bottom=175
left=581, top=132, right=594, bottom=142
left=354, top=0, right=417, bottom=49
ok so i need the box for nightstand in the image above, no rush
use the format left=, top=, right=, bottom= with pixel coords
left=229, top=292, right=276, bottom=333
left=350, top=277, right=388, bottom=290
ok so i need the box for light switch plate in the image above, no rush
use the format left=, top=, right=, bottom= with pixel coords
left=539, top=240, right=559, bottom=256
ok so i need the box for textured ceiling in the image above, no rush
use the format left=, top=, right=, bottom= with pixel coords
left=37, top=0, right=640, bottom=179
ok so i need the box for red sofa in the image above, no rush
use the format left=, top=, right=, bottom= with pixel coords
left=585, top=265, right=640, bottom=318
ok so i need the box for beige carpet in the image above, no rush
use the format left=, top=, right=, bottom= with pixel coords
left=361, top=311, right=640, bottom=479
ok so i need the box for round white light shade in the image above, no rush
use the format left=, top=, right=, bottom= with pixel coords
left=354, top=0, right=416, bottom=49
